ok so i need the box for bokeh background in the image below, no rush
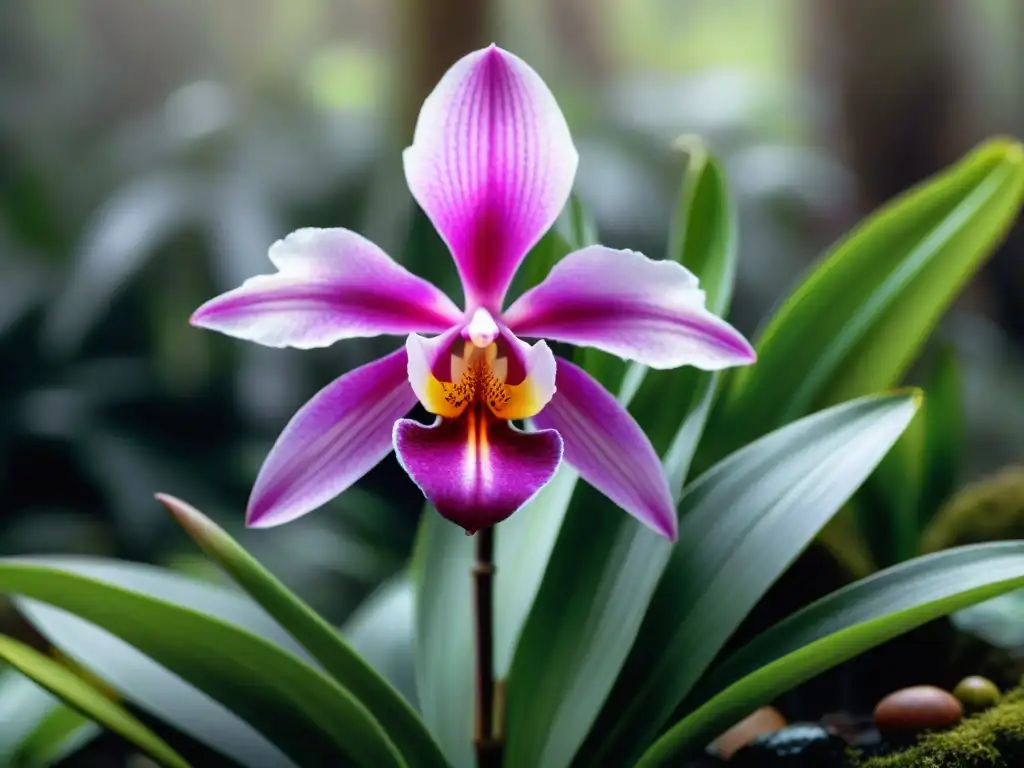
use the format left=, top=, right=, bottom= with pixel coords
left=1, top=0, right=1023, bottom=628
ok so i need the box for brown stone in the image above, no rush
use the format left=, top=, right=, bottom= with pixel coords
left=712, top=706, right=787, bottom=759
left=873, top=685, right=963, bottom=734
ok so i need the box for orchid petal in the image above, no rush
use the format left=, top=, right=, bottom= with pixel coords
left=533, top=357, right=677, bottom=540
left=191, top=228, right=463, bottom=349
left=247, top=348, right=417, bottom=527
left=403, top=45, right=578, bottom=310
left=394, top=410, right=562, bottom=533
left=505, top=246, right=755, bottom=370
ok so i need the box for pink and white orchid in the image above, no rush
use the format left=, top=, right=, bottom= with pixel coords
left=191, top=45, right=755, bottom=541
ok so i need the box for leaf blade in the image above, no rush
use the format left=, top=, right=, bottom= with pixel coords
left=919, top=344, right=963, bottom=525
left=159, top=494, right=446, bottom=768
left=708, top=138, right=1024, bottom=458
left=14, top=558, right=301, bottom=767
left=576, top=392, right=920, bottom=767
left=412, top=510, right=475, bottom=768
left=640, top=542, right=1024, bottom=766
left=9, top=704, right=100, bottom=768
left=628, top=145, right=738, bottom=485
left=0, top=634, right=189, bottom=768
left=0, top=560, right=404, bottom=768
left=0, top=669, right=100, bottom=766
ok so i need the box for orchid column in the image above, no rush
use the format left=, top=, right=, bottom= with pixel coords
left=190, top=45, right=755, bottom=766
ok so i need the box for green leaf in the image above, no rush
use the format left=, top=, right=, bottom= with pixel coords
left=0, top=559, right=404, bottom=768
left=0, top=669, right=100, bottom=766
left=502, top=144, right=741, bottom=768
left=667, top=136, right=737, bottom=313
left=640, top=542, right=1024, bottom=766
left=513, top=193, right=597, bottom=299
left=707, top=138, right=1024, bottom=459
left=559, top=193, right=599, bottom=254
left=855, top=402, right=926, bottom=568
left=412, top=509, right=475, bottom=768
left=341, top=573, right=418, bottom=710
left=575, top=391, right=920, bottom=767
left=159, top=494, right=446, bottom=768
left=661, top=372, right=720, bottom=500
left=9, top=703, right=100, bottom=768
left=627, top=141, right=738, bottom=482
left=505, top=488, right=673, bottom=768
left=0, top=634, right=188, bottom=768
left=494, top=465, right=580, bottom=675
left=14, top=558, right=306, bottom=767
left=919, top=344, right=963, bottom=526
left=852, top=344, right=963, bottom=568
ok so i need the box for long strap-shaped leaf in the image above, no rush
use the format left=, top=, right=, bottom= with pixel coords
left=0, top=561, right=404, bottom=768
left=704, top=138, right=1024, bottom=462
left=575, top=391, right=920, bottom=767
left=159, top=494, right=447, bottom=768
left=0, top=634, right=188, bottom=768
left=9, top=703, right=99, bottom=768
left=14, top=558, right=310, bottom=767
left=637, top=541, right=1024, bottom=766
left=0, top=668, right=100, bottom=766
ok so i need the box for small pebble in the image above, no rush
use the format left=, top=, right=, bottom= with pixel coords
left=953, top=675, right=1001, bottom=713
left=873, top=685, right=963, bottom=735
left=730, top=723, right=852, bottom=766
left=712, top=706, right=786, bottom=759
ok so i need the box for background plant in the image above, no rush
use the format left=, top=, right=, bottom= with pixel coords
left=0, top=136, right=1018, bottom=766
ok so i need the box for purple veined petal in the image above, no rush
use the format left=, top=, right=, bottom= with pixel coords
left=191, top=228, right=463, bottom=349
left=247, top=348, right=418, bottom=528
left=532, top=356, right=677, bottom=540
left=403, top=44, right=578, bottom=311
left=504, top=246, right=756, bottom=371
left=394, top=408, right=562, bottom=533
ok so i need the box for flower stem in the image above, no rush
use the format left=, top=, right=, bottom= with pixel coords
left=473, top=525, right=502, bottom=767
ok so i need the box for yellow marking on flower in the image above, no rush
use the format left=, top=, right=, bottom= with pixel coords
left=499, top=378, right=547, bottom=420
left=417, top=337, right=550, bottom=421
left=419, top=370, right=465, bottom=419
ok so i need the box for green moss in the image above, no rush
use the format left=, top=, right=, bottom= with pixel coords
left=921, top=467, right=1024, bottom=553
left=859, top=679, right=1024, bottom=767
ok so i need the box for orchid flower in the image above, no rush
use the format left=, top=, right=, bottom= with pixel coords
left=190, top=44, right=755, bottom=541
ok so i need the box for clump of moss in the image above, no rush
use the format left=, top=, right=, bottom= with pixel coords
left=921, top=467, right=1024, bottom=553
left=858, top=678, right=1024, bottom=767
